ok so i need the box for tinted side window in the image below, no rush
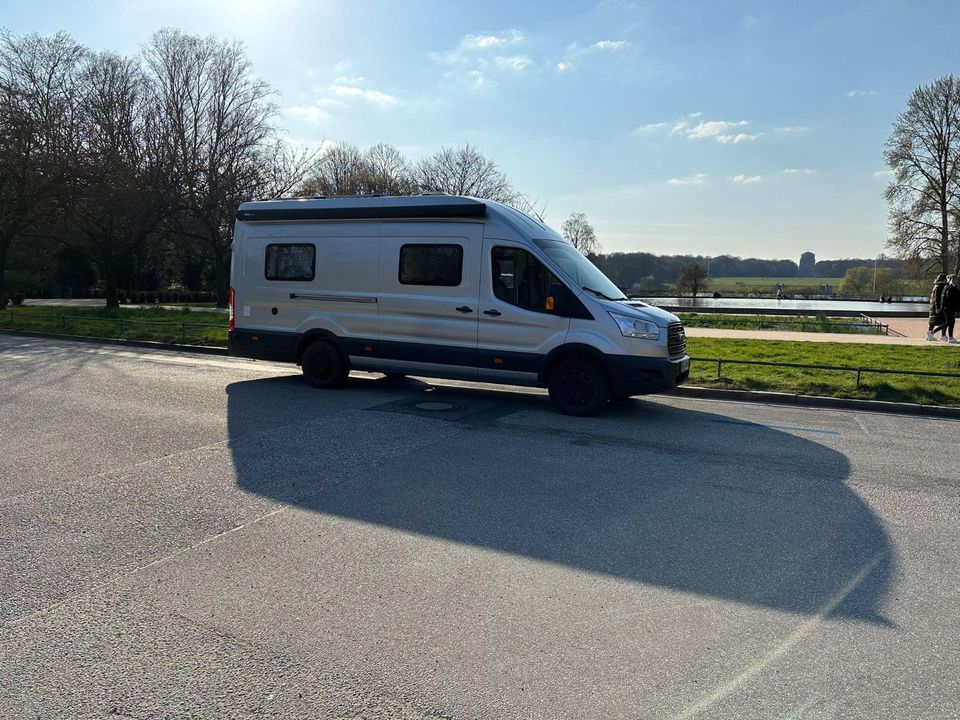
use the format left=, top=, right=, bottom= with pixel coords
left=399, top=244, right=463, bottom=286
left=265, top=244, right=315, bottom=281
left=491, top=247, right=562, bottom=313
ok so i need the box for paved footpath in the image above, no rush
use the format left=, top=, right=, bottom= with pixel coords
left=683, top=326, right=950, bottom=346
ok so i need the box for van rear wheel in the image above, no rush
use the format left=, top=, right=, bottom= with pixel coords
left=547, top=357, right=609, bottom=416
left=301, top=340, right=348, bottom=388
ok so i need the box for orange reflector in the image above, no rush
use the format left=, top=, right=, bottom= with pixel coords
left=251, top=336, right=259, bottom=342
left=364, top=345, right=373, bottom=352
left=494, top=357, right=503, bottom=365
left=545, top=296, right=555, bottom=311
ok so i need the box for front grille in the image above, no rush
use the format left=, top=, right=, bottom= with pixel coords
left=667, top=322, right=686, bottom=358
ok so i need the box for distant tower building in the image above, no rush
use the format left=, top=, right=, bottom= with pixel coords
left=799, top=251, right=816, bottom=278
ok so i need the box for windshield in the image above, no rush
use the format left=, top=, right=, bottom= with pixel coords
left=534, top=239, right=627, bottom=300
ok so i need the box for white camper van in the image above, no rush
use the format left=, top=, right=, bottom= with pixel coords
left=228, top=195, right=689, bottom=416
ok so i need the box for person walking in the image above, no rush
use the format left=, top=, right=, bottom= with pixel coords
left=927, top=273, right=948, bottom=341
left=941, top=274, right=960, bottom=344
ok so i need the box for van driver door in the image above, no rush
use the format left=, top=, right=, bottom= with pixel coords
left=477, top=239, right=571, bottom=384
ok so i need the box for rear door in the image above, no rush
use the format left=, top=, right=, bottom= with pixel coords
left=375, top=222, right=483, bottom=379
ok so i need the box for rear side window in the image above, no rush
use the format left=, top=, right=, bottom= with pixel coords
left=399, top=244, right=463, bottom=286
left=265, top=244, right=315, bottom=281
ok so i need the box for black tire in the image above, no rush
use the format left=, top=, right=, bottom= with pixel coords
left=547, top=357, right=610, bottom=416
left=301, top=340, right=348, bottom=388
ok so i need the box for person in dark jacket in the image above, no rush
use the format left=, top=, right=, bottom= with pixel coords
left=941, top=274, right=960, bottom=344
left=927, top=274, right=948, bottom=341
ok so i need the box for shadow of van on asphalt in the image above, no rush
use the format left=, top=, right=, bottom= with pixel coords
left=226, top=374, right=893, bottom=626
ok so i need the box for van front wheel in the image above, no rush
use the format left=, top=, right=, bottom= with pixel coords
left=547, top=357, right=609, bottom=416
left=301, top=340, right=348, bottom=388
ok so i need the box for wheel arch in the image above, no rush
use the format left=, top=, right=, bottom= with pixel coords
left=538, top=343, right=611, bottom=386
left=295, top=329, right=347, bottom=365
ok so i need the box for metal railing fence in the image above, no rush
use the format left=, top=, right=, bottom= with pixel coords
left=692, top=357, right=960, bottom=388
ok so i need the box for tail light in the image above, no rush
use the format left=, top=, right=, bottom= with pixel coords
left=228, top=287, right=235, bottom=332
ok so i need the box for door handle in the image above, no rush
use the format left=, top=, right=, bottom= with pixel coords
left=455, top=305, right=473, bottom=313
left=482, top=309, right=502, bottom=316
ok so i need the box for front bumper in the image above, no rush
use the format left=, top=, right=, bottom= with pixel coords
left=605, top=353, right=690, bottom=396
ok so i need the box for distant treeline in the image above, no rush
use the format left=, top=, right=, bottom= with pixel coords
left=598, top=253, right=908, bottom=293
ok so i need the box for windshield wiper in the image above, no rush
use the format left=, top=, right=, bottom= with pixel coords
left=581, top=286, right=626, bottom=301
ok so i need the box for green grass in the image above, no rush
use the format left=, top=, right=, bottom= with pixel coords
left=678, top=313, right=878, bottom=334
left=4, top=307, right=959, bottom=406
left=687, top=337, right=960, bottom=406
left=0, top=306, right=228, bottom=346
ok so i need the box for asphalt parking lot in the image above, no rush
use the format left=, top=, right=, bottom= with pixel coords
left=1, top=334, right=959, bottom=719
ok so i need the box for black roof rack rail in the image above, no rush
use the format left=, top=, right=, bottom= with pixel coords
left=236, top=201, right=486, bottom=223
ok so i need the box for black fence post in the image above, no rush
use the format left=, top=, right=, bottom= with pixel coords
left=61, top=315, right=66, bottom=330
left=181, top=324, right=186, bottom=345
left=119, top=318, right=124, bottom=335
left=856, top=370, right=862, bottom=388
left=717, top=360, right=722, bottom=379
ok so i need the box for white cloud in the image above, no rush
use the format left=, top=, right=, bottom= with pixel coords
left=556, top=37, right=633, bottom=71
left=494, top=55, right=532, bottom=72
left=330, top=85, right=398, bottom=106
left=286, top=105, right=333, bottom=124
left=434, top=29, right=525, bottom=65
left=775, top=126, right=809, bottom=133
left=466, top=70, right=495, bottom=90
left=731, top=174, right=762, bottom=184
left=333, top=75, right=366, bottom=85
left=632, top=121, right=669, bottom=134
left=716, top=132, right=761, bottom=144
left=634, top=113, right=779, bottom=144
left=667, top=173, right=706, bottom=186
left=592, top=40, right=631, bottom=50
left=873, top=169, right=895, bottom=178
left=432, top=29, right=531, bottom=89
left=686, top=120, right=749, bottom=140
left=460, top=29, right=524, bottom=51
left=782, top=168, right=816, bottom=175
left=847, top=89, right=878, bottom=98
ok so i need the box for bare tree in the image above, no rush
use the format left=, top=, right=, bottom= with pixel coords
left=561, top=212, right=600, bottom=255
left=884, top=75, right=960, bottom=275
left=144, top=29, right=279, bottom=306
left=415, top=144, right=516, bottom=203
left=676, top=263, right=708, bottom=298
left=300, top=142, right=413, bottom=197
left=300, top=143, right=368, bottom=196
left=68, top=51, right=172, bottom=306
left=0, top=30, right=85, bottom=306
left=364, top=143, right=414, bottom=195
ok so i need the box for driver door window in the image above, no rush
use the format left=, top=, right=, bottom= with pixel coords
left=491, top=247, right=561, bottom=314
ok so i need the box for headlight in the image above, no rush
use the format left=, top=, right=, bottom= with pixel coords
left=609, top=312, right=660, bottom=340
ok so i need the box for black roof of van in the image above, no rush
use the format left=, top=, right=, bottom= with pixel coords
left=236, top=196, right=487, bottom=223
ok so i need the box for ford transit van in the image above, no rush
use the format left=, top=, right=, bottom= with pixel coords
left=228, top=195, right=689, bottom=415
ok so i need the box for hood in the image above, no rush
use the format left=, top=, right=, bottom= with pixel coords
left=589, top=297, right=680, bottom=326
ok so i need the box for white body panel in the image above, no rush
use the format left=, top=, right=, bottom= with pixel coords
left=229, top=195, right=687, bottom=397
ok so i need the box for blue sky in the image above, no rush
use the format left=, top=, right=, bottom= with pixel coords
left=5, top=0, right=960, bottom=260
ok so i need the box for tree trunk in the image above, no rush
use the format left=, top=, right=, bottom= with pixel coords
left=101, top=229, right=119, bottom=309
left=0, top=234, right=9, bottom=309
left=212, top=242, right=229, bottom=308
left=941, top=204, right=950, bottom=274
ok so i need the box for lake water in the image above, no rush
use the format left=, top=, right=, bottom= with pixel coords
left=635, top=297, right=928, bottom=316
